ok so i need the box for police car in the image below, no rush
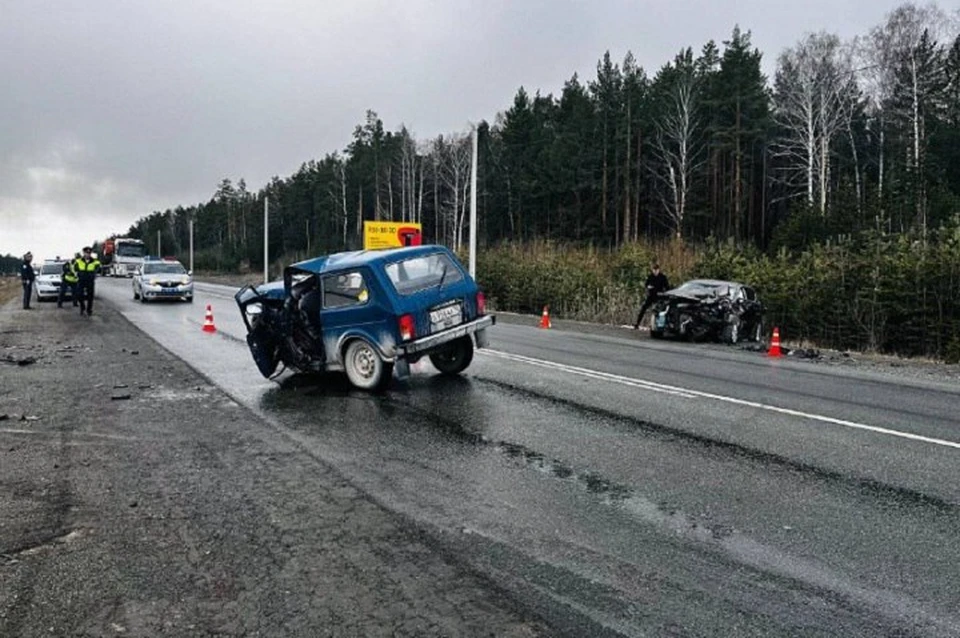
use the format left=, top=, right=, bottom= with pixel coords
left=34, top=259, right=70, bottom=302
left=132, top=257, right=194, bottom=303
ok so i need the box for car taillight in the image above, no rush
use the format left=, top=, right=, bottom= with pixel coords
left=476, top=291, right=486, bottom=315
left=398, top=314, right=415, bottom=341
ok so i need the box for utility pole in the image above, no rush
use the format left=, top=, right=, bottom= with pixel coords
left=264, top=196, right=269, bottom=284
left=188, top=218, right=194, bottom=273
left=156, top=230, right=161, bottom=256
left=469, top=124, right=478, bottom=278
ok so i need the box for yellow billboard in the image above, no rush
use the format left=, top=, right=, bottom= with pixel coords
left=363, top=221, right=423, bottom=250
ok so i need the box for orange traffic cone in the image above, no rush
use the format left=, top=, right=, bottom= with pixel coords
left=539, top=305, right=552, bottom=329
left=767, top=326, right=782, bottom=357
left=202, top=304, right=217, bottom=333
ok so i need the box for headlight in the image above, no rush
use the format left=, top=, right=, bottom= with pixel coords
left=149, top=278, right=159, bottom=286
left=181, top=277, right=191, bottom=285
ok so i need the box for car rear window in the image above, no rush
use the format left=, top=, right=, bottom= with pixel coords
left=385, top=253, right=463, bottom=296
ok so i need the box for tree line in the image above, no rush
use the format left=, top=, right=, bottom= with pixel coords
left=123, top=3, right=959, bottom=261
left=117, top=3, right=960, bottom=358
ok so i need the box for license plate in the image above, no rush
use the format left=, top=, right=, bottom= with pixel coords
left=429, top=302, right=462, bottom=332
left=161, top=288, right=179, bottom=294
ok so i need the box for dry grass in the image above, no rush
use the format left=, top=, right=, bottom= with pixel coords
left=0, top=278, right=21, bottom=306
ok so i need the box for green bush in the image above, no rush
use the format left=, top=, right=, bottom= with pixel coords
left=476, top=217, right=960, bottom=359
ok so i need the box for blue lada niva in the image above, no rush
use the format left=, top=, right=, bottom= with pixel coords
left=235, top=245, right=495, bottom=391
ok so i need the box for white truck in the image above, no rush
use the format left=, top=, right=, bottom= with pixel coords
left=101, top=237, right=146, bottom=277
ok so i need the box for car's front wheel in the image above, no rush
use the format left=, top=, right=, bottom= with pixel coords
left=429, top=336, right=474, bottom=375
left=722, top=316, right=741, bottom=344
left=344, top=339, right=392, bottom=391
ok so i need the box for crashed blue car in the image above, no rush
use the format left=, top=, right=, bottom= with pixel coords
left=234, top=245, right=495, bottom=390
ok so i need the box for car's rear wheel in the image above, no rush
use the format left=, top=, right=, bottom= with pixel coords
left=344, top=339, right=392, bottom=391
left=429, top=336, right=474, bottom=375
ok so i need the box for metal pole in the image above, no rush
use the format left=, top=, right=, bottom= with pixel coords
left=189, top=219, right=194, bottom=273
left=469, top=124, right=478, bottom=278
left=157, top=230, right=161, bottom=256
left=264, top=196, right=269, bottom=284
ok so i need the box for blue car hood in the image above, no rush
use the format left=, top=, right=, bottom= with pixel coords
left=255, top=280, right=287, bottom=300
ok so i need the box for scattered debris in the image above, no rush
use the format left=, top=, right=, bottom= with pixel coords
left=130, top=350, right=139, bottom=356
left=788, top=348, right=821, bottom=359
left=2, top=355, right=37, bottom=366
left=21, top=415, right=41, bottom=422
left=113, top=384, right=129, bottom=389
left=0, top=414, right=8, bottom=422
left=137, top=384, right=152, bottom=390
left=129, top=501, right=138, bottom=508
left=111, top=394, right=132, bottom=401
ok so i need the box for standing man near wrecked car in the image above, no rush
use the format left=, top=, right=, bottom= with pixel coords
left=19, top=252, right=35, bottom=310
left=633, top=263, right=670, bottom=330
left=74, top=247, right=101, bottom=317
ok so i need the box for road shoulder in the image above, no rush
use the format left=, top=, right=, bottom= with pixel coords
left=0, top=300, right=546, bottom=637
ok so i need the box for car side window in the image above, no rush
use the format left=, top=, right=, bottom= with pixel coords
left=322, top=271, right=369, bottom=309
left=743, top=287, right=756, bottom=301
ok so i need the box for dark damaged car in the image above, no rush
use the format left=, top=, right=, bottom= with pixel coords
left=650, top=279, right=763, bottom=344
left=234, top=245, right=495, bottom=391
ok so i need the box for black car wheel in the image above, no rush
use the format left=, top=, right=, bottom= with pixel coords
left=722, top=316, right=742, bottom=344
left=429, top=336, right=474, bottom=375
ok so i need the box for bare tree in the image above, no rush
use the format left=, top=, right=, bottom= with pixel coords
left=772, top=32, right=857, bottom=216
left=438, top=133, right=472, bottom=250
left=650, top=67, right=702, bottom=239
left=861, top=2, right=953, bottom=235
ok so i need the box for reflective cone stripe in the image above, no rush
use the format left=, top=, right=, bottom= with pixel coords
left=202, top=304, right=217, bottom=333
left=767, top=326, right=782, bottom=357
left=539, top=305, right=552, bottom=329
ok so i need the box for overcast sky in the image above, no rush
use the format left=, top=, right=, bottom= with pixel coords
left=1, top=0, right=914, bottom=260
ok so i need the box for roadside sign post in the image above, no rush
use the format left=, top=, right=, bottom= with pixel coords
left=189, top=218, right=194, bottom=274
left=469, top=124, right=478, bottom=278
left=264, top=196, right=269, bottom=284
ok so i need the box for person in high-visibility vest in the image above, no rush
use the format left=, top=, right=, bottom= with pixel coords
left=74, top=247, right=102, bottom=317
left=58, top=253, right=80, bottom=309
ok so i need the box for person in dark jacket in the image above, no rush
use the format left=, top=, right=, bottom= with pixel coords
left=633, top=263, right=670, bottom=329
left=19, top=252, right=35, bottom=310
left=74, top=247, right=102, bottom=317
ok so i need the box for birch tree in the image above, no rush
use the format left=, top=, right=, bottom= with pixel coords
left=863, top=3, right=953, bottom=234
left=772, top=32, right=856, bottom=216
left=650, top=51, right=703, bottom=239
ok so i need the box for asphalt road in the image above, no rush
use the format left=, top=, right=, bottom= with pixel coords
left=27, top=277, right=960, bottom=635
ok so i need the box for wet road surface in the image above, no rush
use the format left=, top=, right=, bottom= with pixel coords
left=96, top=277, right=960, bottom=637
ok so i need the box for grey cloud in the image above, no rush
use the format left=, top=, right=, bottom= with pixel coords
left=1, top=0, right=912, bottom=258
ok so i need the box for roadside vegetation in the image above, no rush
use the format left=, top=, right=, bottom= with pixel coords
left=0, top=277, right=19, bottom=306
left=474, top=223, right=960, bottom=363
left=103, top=2, right=959, bottom=362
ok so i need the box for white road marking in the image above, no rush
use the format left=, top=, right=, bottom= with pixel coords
left=481, top=349, right=960, bottom=450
